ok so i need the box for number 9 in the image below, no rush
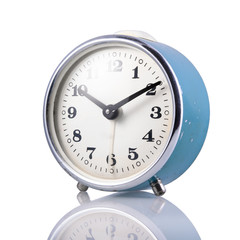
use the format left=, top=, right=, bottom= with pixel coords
left=68, top=107, right=77, bottom=118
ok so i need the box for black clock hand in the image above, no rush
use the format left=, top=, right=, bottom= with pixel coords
left=103, top=81, right=162, bottom=120
left=116, top=81, right=162, bottom=108
left=79, top=85, right=107, bottom=110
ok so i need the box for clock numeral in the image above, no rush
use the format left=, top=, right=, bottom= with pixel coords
left=128, top=148, right=139, bottom=160
left=86, top=228, right=95, bottom=240
left=128, top=233, right=138, bottom=240
left=86, top=147, right=96, bottom=159
left=87, top=68, right=98, bottom=79
left=68, top=107, right=77, bottom=118
left=132, top=66, right=139, bottom=79
left=146, top=83, right=156, bottom=95
left=87, top=68, right=99, bottom=79
left=72, top=85, right=87, bottom=96
left=150, top=106, right=162, bottom=119
left=106, top=224, right=116, bottom=239
left=106, top=154, right=117, bottom=166
left=72, top=85, right=78, bottom=96
left=73, top=129, right=82, bottom=142
left=108, top=60, right=123, bottom=72
left=142, top=129, right=155, bottom=142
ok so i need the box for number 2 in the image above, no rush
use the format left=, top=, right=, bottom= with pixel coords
left=108, top=60, right=123, bottom=72
left=146, top=83, right=156, bottom=95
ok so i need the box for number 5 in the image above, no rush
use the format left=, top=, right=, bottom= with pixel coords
left=128, top=148, right=138, bottom=160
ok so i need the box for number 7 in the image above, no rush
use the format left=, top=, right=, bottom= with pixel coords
left=86, top=147, right=96, bottom=159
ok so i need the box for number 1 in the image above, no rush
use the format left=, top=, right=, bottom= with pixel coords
left=132, top=66, right=139, bottom=79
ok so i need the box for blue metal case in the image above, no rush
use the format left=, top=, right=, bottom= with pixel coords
left=129, top=37, right=210, bottom=189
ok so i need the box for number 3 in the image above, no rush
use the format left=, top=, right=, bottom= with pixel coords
left=150, top=106, right=162, bottom=119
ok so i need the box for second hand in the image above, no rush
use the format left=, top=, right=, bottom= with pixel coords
left=109, top=119, right=116, bottom=160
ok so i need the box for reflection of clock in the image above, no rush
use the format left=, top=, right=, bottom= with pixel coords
left=48, top=192, right=201, bottom=239
left=56, top=209, right=158, bottom=240
left=44, top=30, right=209, bottom=195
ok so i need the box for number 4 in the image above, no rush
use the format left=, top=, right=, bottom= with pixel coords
left=142, top=129, right=155, bottom=142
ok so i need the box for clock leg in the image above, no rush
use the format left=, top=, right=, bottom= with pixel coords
left=77, top=182, right=89, bottom=192
left=77, top=191, right=91, bottom=206
left=150, top=177, right=166, bottom=196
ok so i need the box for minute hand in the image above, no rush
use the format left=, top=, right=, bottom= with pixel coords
left=112, top=81, right=161, bottom=110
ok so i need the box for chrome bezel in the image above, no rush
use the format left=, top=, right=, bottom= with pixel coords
left=43, top=34, right=183, bottom=191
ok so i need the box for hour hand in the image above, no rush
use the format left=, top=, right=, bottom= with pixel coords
left=79, top=85, right=119, bottom=120
left=79, top=85, right=106, bottom=110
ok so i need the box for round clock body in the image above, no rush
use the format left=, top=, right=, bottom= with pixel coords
left=43, top=32, right=209, bottom=193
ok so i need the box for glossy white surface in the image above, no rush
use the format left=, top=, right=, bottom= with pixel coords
left=1, top=1, right=239, bottom=239
left=48, top=192, right=200, bottom=240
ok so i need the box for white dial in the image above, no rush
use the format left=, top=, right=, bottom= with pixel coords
left=47, top=42, right=174, bottom=185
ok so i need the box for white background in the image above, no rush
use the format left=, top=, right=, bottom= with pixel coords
left=1, top=0, right=239, bottom=239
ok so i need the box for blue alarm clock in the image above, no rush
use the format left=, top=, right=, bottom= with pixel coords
left=43, top=31, right=209, bottom=195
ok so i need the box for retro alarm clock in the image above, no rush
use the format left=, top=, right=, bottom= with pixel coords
left=43, top=31, right=209, bottom=195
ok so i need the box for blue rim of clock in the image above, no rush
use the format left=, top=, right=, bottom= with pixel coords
left=43, top=34, right=183, bottom=191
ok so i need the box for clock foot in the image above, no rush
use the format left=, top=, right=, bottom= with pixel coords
left=77, top=182, right=89, bottom=192
left=150, top=177, right=166, bottom=196
left=77, top=192, right=90, bottom=205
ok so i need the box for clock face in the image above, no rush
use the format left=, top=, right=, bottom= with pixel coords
left=55, top=209, right=157, bottom=240
left=46, top=39, right=175, bottom=186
